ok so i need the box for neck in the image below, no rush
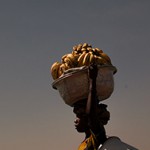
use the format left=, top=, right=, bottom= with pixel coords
left=85, top=129, right=91, bottom=139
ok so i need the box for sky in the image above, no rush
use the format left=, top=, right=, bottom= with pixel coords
left=0, top=0, right=150, bottom=150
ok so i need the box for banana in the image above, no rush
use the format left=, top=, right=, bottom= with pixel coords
left=58, top=63, right=71, bottom=77
left=94, top=56, right=106, bottom=65
left=95, top=48, right=103, bottom=53
left=82, top=43, right=88, bottom=48
left=81, top=48, right=87, bottom=53
left=66, top=53, right=79, bottom=67
left=78, top=43, right=83, bottom=47
left=87, top=47, right=92, bottom=52
left=92, top=48, right=100, bottom=56
left=73, top=46, right=77, bottom=51
left=64, top=57, right=74, bottom=67
left=89, top=52, right=95, bottom=64
left=76, top=44, right=82, bottom=53
left=61, top=54, right=68, bottom=63
left=100, top=53, right=112, bottom=64
left=66, top=53, right=76, bottom=60
left=50, top=43, right=113, bottom=80
left=82, top=52, right=91, bottom=66
left=77, top=52, right=86, bottom=67
left=50, top=62, right=61, bottom=80
left=58, top=66, right=63, bottom=77
left=72, top=50, right=79, bottom=56
left=64, top=62, right=70, bottom=70
left=60, top=63, right=67, bottom=72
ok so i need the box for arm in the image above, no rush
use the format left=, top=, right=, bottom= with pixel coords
left=86, top=64, right=107, bottom=145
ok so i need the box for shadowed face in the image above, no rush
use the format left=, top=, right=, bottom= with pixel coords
left=73, top=106, right=89, bottom=133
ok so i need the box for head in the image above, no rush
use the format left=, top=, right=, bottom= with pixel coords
left=73, top=100, right=89, bottom=133
left=73, top=100, right=110, bottom=132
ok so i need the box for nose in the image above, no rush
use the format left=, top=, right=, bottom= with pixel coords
left=74, top=118, right=80, bottom=124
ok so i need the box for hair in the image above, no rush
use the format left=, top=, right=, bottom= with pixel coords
left=96, top=103, right=110, bottom=125
left=73, top=98, right=110, bottom=122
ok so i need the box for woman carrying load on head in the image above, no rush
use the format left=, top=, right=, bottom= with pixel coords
left=73, top=99, right=110, bottom=150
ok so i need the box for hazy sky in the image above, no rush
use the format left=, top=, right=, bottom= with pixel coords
left=0, top=0, right=150, bottom=150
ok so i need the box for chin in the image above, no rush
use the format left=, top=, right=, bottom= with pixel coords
left=75, top=128, right=85, bottom=133
left=75, top=127, right=85, bottom=133
left=77, top=130, right=85, bottom=133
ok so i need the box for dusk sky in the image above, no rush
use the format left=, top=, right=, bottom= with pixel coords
left=0, top=1, right=150, bottom=150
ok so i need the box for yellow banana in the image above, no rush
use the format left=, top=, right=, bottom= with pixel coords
left=58, top=66, right=63, bottom=78
left=58, top=63, right=70, bottom=77
left=82, top=43, right=88, bottom=48
left=50, top=62, right=61, bottom=80
left=81, top=47, right=86, bottom=51
left=77, top=52, right=86, bottom=67
left=64, top=57, right=73, bottom=67
left=51, top=44, right=113, bottom=80
left=78, top=43, right=83, bottom=47
left=64, top=63, right=70, bottom=70
left=76, top=44, right=82, bottom=53
left=89, top=52, right=95, bottom=64
left=73, top=45, right=77, bottom=51
left=81, top=48, right=87, bottom=54
left=100, top=53, right=112, bottom=64
left=66, top=53, right=78, bottom=67
left=94, top=56, right=105, bottom=65
left=64, top=53, right=78, bottom=67
left=92, top=48, right=100, bottom=56
left=72, top=50, right=79, bottom=57
left=87, top=47, right=92, bottom=52
left=66, top=53, right=76, bottom=61
left=60, top=63, right=66, bottom=72
left=61, top=54, right=67, bottom=63
left=95, top=48, right=103, bottom=54
left=82, top=52, right=91, bottom=66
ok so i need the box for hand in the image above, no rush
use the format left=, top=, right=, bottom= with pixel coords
left=88, top=64, right=98, bottom=79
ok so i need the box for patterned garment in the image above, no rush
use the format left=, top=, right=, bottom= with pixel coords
left=78, top=131, right=98, bottom=150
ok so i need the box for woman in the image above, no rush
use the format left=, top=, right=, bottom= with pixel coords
left=73, top=100, right=110, bottom=150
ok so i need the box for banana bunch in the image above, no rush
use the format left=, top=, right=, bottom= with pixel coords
left=50, top=43, right=112, bottom=80
left=73, top=43, right=112, bottom=67
left=50, top=53, right=79, bottom=80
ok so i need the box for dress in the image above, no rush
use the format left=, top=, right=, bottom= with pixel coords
left=78, top=130, right=98, bottom=150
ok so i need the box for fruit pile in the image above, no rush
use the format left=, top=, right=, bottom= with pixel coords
left=51, top=43, right=112, bottom=80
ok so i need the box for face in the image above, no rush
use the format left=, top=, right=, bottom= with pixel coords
left=73, top=107, right=89, bottom=133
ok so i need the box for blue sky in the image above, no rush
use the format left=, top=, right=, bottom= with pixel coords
left=0, top=1, right=150, bottom=150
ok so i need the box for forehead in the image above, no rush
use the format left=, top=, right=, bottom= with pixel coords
left=73, top=106, right=86, bottom=114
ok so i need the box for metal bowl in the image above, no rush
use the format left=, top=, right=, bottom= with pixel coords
left=52, top=65, right=117, bottom=106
